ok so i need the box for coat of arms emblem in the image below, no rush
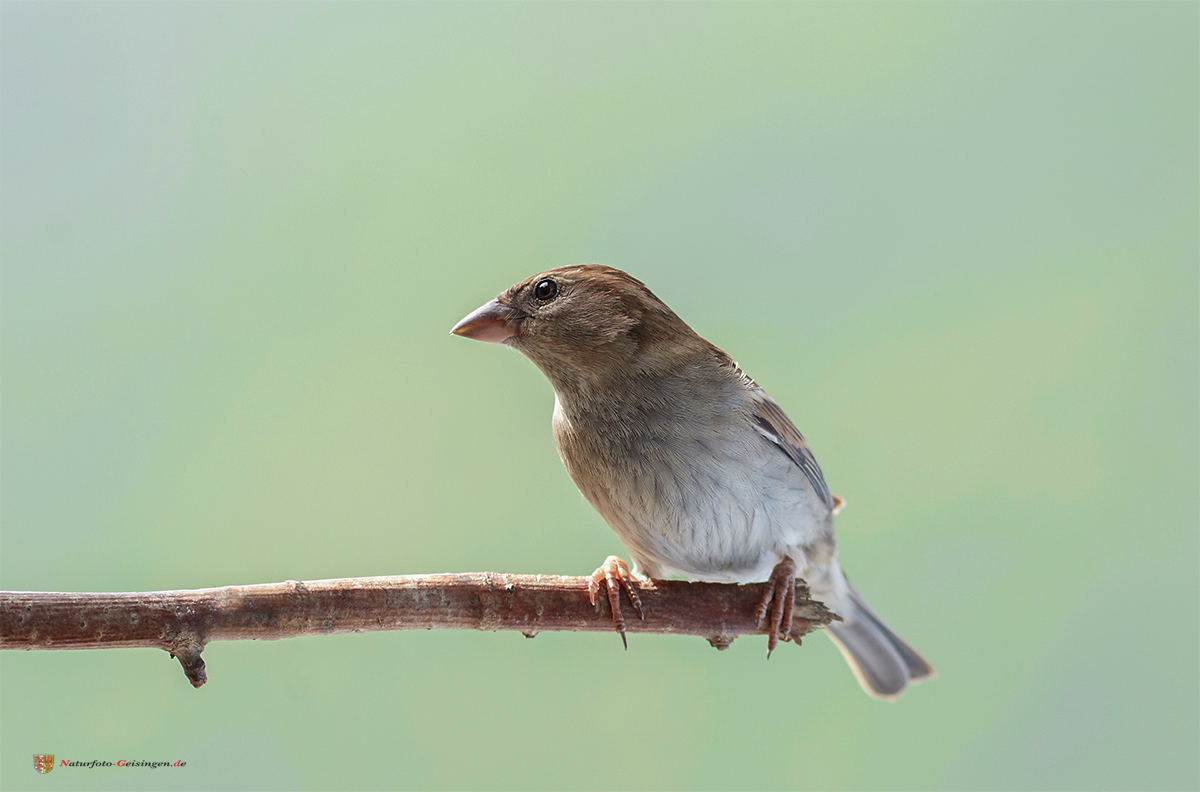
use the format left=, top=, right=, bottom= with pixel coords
left=34, top=755, right=55, bottom=774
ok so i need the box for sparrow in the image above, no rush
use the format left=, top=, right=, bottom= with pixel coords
left=451, top=264, right=935, bottom=700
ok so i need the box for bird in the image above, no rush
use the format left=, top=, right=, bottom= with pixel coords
left=451, top=264, right=935, bottom=700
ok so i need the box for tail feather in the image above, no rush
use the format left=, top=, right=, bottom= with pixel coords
left=824, top=578, right=936, bottom=701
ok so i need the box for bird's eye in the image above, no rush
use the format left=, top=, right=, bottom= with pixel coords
left=533, top=278, right=559, bottom=301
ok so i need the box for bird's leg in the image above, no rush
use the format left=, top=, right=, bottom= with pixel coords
left=754, top=557, right=797, bottom=658
left=587, top=556, right=645, bottom=649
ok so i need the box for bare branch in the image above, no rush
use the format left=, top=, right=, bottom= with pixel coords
left=0, top=573, right=837, bottom=687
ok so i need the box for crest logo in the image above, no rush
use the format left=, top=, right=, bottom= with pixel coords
left=33, top=755, right=55, bottom=774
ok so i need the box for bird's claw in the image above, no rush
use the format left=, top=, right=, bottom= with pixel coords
left=588, top=556, right=645, bottom=649
left=754, top=557, right=797, bottom=658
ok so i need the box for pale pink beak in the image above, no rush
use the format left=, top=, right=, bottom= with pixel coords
left=451, top=298, right=523, bottom=344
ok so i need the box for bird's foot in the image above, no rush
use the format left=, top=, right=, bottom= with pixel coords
left=754, top=557, right=797, bottom=658
left=587, top=556, right=645, bottom=649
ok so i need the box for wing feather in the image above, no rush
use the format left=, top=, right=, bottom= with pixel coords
left=711, top=348, right=835, bottom=510
left=749, top=395, right=834, bottom=510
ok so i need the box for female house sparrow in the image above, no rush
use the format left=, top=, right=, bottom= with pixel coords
left=452, top=265, right=935, bottom=700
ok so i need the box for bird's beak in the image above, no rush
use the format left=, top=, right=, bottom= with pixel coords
left=450, top=298, right=523, bottom=344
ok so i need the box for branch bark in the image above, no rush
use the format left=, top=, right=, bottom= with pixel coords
left=0, top=573, right=837, bottom=688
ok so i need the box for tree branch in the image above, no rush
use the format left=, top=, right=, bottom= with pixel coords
left=0, top=573, right=837, bottom=687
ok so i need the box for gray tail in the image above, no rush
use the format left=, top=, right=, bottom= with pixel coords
left=825, top=577, right=936, bottom=701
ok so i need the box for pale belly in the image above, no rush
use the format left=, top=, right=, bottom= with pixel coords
left=553, top=398, right=832, bottom=583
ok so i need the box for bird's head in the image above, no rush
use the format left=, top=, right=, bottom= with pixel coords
left=451, top=264, right=706, bottom=393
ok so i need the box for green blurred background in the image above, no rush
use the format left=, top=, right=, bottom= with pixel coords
left=2, top=2, right=1196, bottom=790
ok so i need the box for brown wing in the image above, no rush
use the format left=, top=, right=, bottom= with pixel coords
left=749, top=393, right=835, bottom=511
left=710, top=346, right=835, bottom=511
